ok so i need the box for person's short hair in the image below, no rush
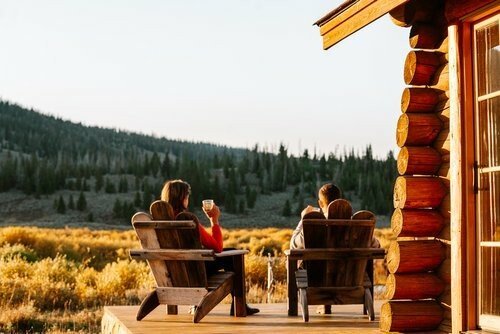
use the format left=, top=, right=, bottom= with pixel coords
left=161, top=179, right=191, bottom=214
left=318, top=183, right=342, bottom=206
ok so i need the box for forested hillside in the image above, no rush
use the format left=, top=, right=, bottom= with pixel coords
left=0, top=100, right=397, bottom=227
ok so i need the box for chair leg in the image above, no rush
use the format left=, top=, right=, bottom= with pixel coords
left=194, top=276, right=233, bottom=323
left=324, top=305, right=332, bottom=314
left=299, top=288, right=309, bottom=322
left=295, top=269, right=309, bottom=322
left=364, top=288, right=375, bottom=321
left=136, top=290, right=159, bottom=321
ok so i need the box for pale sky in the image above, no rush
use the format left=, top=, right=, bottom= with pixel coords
left=0, top=1, right=409, bottom=158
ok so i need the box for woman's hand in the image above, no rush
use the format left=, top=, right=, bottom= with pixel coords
left=203, top=204, right=220, bottom=225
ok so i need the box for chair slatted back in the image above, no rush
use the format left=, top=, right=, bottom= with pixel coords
left=132, top=200, right=208, bottom=288
left=303, top=199, right=375, bottom=288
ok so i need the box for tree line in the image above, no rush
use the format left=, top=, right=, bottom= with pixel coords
left=0, top=100, right=397, bottom=222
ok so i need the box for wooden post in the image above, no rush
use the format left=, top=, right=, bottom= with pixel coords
left=397, top=146, right=442, bottom=175
left=397, top=113, right=443, bottom=147
left=380, top=300, right=444, bottom=332
left=386, top=273, right=445, bottom=300
left=391, top=208, right=445, bottom=237
left=387, top=240, right=446, bottom=274
left=393, top=176, right=447, bottom=209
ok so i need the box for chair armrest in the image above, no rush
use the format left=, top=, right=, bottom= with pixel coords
left=130, top=249, right=215, bottom=261
left=214, top=249, right=249, bottom=257
left=286, top=248, right=385, bottom=260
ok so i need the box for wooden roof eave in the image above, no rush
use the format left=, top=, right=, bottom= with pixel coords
left=315, top=0, right=412, bottom=50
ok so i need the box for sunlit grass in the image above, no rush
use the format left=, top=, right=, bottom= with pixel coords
left=0, top=226, right=393, bottom=333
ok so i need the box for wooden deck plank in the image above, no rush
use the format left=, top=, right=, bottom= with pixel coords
left=102, top=302, right=384, bottom=334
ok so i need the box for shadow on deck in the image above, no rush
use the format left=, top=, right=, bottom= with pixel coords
left=102, top=301, right=383, bottom=334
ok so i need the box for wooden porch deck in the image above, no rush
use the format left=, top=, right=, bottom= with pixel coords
left=102, top=301, right=383, bottom=334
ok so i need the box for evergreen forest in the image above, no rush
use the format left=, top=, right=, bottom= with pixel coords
left=0, top=100, right=397, bottom=226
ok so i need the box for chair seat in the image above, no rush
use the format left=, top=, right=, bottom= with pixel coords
left=207, top=271, right=234, bottom=290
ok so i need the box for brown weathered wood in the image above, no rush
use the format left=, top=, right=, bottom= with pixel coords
left=391, top=208, right=445, bottom=237
left=393, top=176, right=447, bottom=209
left=401, top=87, right=441, bottom=113
left=231, top=254, right=247, bottom=317
left=385, top=273, right=445, bottom=300
left=410, top=23, right=446, bottom=49
left=387, top=240, right=446, bottom=274
left=287, top=248, right=385, bottom=261
left=287, top=256, right=298, bottom=316
left=397, top=146, right=442, bottom=175
left=396, top=113, right=443, bottom=147
left=289, top=210, right=377, bottom=321
left=131, top=212, right=171, bottom=287
left=131, top=201, right=246, bottom=323
left=150, top=200, right=175, bottom=220
left=404, top=51, right=445, bottom=86
left=445, top=0, right=497, bottom=22
left=136, top=291, right=160, bottom=321
left=130, top=249, right=215, bottom=261
left=380, top=300, right=444, bottom=332
left=156, top=287, right=209, bottom=305
left=193, top=272, right=234, bottom=323
left=389, top=0, right=437, bottom=27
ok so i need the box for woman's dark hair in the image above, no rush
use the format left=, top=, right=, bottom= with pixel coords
left=161, top=179, right=191, bottom=215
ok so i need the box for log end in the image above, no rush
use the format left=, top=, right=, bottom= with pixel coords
left=393, top=176, right=406, bottom=209
left=391, top=208, right=403, bottom=237
left=386, top=241, right=400, bottom=274
left=396, top=147, right=409, bottom=175
left=396, top=114, right=409, bottom=148
left=379, top=302, right=392, bottom=332
left=385, top=273, right=396, bottom=300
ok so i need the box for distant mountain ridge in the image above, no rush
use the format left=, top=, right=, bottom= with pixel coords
left=0, top=100, right=244, bottom=160
left=0, top=100, right=396, bottom=228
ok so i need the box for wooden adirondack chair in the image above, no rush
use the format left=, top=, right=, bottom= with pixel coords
left=285, top=199, right=385, bottom=322
left=129, top=200, right=248, bottom=323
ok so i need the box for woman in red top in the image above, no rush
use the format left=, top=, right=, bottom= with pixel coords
left=161, top=179, right=223, bottom=252
left=160, top=179, right=259, bottom=315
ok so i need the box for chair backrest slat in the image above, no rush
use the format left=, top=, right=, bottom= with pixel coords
left=139, top=201, right=208, bottom=288
left=302, top=199, right=375, bottom=288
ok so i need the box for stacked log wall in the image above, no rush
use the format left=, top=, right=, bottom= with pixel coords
left=382, top=0, right=451, bottom=332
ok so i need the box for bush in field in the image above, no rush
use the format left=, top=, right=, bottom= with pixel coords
left=0, top=226, right=393, bottom=333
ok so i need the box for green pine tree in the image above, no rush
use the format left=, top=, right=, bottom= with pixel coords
left=57, top=195, right=66, bottom=214
left=68, top=194, right=75, bottom=210
left=77, top=192, right=87, bottom=211
left=282, top=199, right=292, bottom=217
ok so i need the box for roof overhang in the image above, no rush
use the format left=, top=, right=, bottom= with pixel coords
left=315, top=0, right=411, bottom=50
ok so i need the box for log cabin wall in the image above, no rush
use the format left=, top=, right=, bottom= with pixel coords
left=381, top=0, right=452, bottom=332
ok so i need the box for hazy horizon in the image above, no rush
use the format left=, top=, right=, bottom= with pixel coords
left=0, top=1, right=410, bottom=158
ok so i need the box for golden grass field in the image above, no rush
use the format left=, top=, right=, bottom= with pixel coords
left=0, top=226, right=394, bottom=333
